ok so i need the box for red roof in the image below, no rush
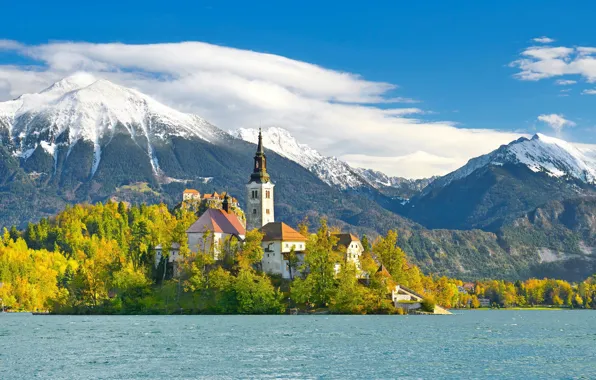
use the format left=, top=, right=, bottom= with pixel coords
left=260, top=222, right=306, bottom=242
left=183, top=189, right=199, bottom=194
left=186, top=208, right=245, bottom=236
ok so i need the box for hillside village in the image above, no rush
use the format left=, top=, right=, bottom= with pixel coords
left=155, top=130, right=447, bottom=314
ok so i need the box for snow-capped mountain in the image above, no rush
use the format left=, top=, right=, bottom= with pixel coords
left=406, top=133, right=596, bottom=231
left=0, top=73, right=223, bottom=176
left=233, top=127, right=436, bottom=197
left=354, top=168, right=437, bottom=198
left=234, top=127, right=369, bottom=190
left=424, top=133, right=596, bottom=195
left=1, top=75, right=412, bottom=233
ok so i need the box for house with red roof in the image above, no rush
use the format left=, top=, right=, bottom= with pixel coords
left=183, top=188, right=200, bottom=201
left=187, top=198, right=246, bottom=260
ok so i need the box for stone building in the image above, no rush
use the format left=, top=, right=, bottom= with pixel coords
left=245, top=129, right=275, bottom=231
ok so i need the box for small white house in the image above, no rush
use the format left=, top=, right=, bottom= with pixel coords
left=332, top=233, right=365, bottom=275
left=260, top=222, right=307, bottom=279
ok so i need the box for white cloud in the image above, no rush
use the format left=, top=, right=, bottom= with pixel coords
left=555, top=79, right=576, bottom=85
left=537, top=114, right=576, bottom=134
left=533, top=36, right=555, bottom=44
left=0, top=40, right=24, bottom=50
left=511, top=44, right=596, bottom=82
left=582, top=89, right=596, bottom=95
left=0, top=40, right=523, bottom=178
left=342, top=151, right=460, bottom=179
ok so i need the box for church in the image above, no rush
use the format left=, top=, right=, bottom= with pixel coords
left=155, top=129, right=363, bottom=279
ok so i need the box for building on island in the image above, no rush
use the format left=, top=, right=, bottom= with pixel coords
left=154, top=243, right=181, bottom=275
left=245, top=129, right=275, bottom=231
left=156, top=196, right=245, bottom=270
left=182, top=189, right=239, bottom=209
left=260, top=222, right=307, bottom=279
left=156, top=129, right=370, bottom=284
left=183, top=188, right=201, bottom=201
left=201, top=191, right=239, bottom=208
left=332, top=233, right=364, bottom=275
left=186, top=196, right=246, bottom=260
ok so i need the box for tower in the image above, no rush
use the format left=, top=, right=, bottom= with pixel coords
left=246, top=128, right=275, bottom=231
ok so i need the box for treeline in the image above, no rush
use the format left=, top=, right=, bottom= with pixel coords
left=0, top=202, right=594, bottom=314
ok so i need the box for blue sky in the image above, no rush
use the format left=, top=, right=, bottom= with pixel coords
left=0, top=1, right=594, bottom=177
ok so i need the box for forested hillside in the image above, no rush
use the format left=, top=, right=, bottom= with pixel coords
left=1, top=202, right=594, bottom=314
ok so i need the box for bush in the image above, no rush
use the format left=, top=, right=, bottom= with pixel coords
left=421, top=297, right=436, bottom=313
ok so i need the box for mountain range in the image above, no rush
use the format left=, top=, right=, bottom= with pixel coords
left=233, top=127, right=435, bottom=199
left=1, top=74, right=595, bottom=281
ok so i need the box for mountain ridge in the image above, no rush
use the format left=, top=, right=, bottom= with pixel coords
left=233, top=126, right=435, bottom=198
left=1, top=75, right=595, bottom=281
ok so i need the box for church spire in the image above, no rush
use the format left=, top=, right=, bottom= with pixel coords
left=250, top=128, right=270, bottom=183
left=256, top=128, right=264, bottom=154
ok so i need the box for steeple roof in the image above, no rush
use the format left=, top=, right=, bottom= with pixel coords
left=256, top=127, right=264, bottom=154
left=249, top=128, right=271, bottom=183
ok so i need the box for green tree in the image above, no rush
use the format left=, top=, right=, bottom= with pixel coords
left=291, top=219, right=338, bottom=307
left=234, top=269, right=283, bottom=314
left=330, top=262, right=365, bottom=314
left=373, top=230, right=408, bottom=285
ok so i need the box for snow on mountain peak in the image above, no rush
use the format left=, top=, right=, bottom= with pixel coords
left=232, top=126, right=433, bottom=194
left=1, top=74, right=218, bottom=144
left=0, top=74, right=223, bottom=177
left=234, top=126, right=323, bottom=168
left=233, top=127, right=367, bottom=189
left=424, top=133, right=596, bottom=194
left=40, top=72, right=98, bottom=95
left=508, top=133, right=596, bottom=182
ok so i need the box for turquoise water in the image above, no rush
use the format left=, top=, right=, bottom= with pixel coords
left=1, top=311, right=595, bottom=379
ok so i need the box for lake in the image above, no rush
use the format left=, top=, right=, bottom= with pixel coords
left=1, top=311, right=595, bottom=379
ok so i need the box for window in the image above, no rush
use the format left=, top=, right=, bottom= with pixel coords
left=266, top=209, right=270, bottom=215
left=265, top=190, right=271, bottom=199
left=251, top=190, right=258, bottom=199
left=253, top=209, right=257, bottom=214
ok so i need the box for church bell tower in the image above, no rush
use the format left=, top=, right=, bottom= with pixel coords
left=245, top=129, right=275, bottom=231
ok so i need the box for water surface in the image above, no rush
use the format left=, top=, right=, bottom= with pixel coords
left=1, top=311, right=595, bottom=379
